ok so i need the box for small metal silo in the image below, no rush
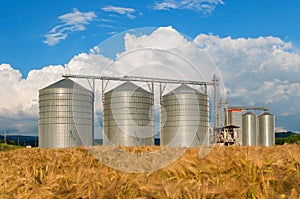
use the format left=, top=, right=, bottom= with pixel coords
left=103, top=81, right=154, bottom=146
left=242, top=111, right=257, bottom=146
left=160, top=84, right=209, bottom=147
left=39, top=78, right=94, bottom=148
left=258, top=112, right=275, bottom=146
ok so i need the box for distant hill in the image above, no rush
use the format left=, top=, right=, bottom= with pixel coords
left=0, top=135, right=38, bottom=147
left=0, top=133, right=297, bottom=147
left=275, top=131, right=297, bottom=138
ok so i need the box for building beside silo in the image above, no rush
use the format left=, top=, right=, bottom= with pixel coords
left=258, top=112, right=275, bottom=146
left=103, top=81, right=154, bottom=146
left=228, top=108, right=243, bottom=144
left=160, top=84, right=209, bottom=147
left=39, top=78, right=94, bottom=148
left=242, top=111, right=257, bottom=146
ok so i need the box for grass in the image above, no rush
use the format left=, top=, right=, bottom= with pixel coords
left=0, top=144, right=299, bottom=198
left=0, top=143, right=23, bottom=152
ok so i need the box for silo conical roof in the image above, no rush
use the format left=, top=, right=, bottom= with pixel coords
left=164, top=84, right=201, bottom=96
left=40, top=78, right=90, bottom=91
left=243, top=111, right=256, bottom=116
left=107, top=81, right=150, bottom=93
left=259, top=111, right=274, bottom=116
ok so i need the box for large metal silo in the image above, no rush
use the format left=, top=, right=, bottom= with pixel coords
left=242, top=111, right=257, bottom=146
left=103, top=81, right=154, bottom=146
left=160, top=84, right=209, bottom=147
left=39, top=78, right=94, bottom=148
left=258, top=112, right=275, bottom=146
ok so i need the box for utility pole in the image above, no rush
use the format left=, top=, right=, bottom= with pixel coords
left=4, top=130, right=7, bottom=144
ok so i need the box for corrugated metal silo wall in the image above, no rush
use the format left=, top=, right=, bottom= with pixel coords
left=242, top=111, right=257, bottom=146
left=39, top=86, right=93, bottom=148
left=258, top=112, right=275, bottom=146
left=160, top=91, right=209, bottom=147
left=228, top=111, right=243, bottom=144
left=103, top=88, right=154, bottom=146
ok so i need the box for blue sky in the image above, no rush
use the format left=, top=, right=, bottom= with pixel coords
left=1, top=0, right=300, bottom=134
left=1, top=0, right=300, bottom=75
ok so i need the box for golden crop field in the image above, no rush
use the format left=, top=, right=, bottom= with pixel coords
left=0, top=144, right=299, bottom=199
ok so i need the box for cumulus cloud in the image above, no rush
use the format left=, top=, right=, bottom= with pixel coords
left=102, top=6, right=136, bottom=19
left=154, top=0, right=224, bottom=13
left=194, top=34, right=300, bottom=123
left=275, top=127, right=289, bottom=133
left=98, top=27, right=300, bottom=130
left=0, top=52, right=112, bottom=134
left=0, top=53, right=111, bottom=118
left=124, top=26, right=188, bottom=50
left=0, top=64, right=65, bottom=117
left=44, top=8, right=96, bottom=46
left=120, top=26, right=226, bottom=100
left=2, top=27, right=300, bottom=134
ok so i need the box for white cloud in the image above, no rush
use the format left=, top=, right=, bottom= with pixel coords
left=154, top=2, right=178, bottom=10
left=119, top=26, right=220, bottom=87
left=0, top=52, right=112, bottom=133
left=100, top=19, right=117, bottom=23
left=2, top=27, right=300, bottom=134
left=102, top=6, right=136, bottom=19
left=44, top=8, right=96, bottom=46
left=154, top=0, right=224, bottom=13
left=0, top=64, right=65, bottom=117
left=108, top=31, right=118, bottom=35
left=98, top=24, right=117, bottom=29
left=65, top=53, right=112, bottom=75
left=275, top=127, right=288, bottom=133
left=59, top=9, right=96, bottom=25
left=89, top=46, right=101, bottom=54
left=194, top=33, right=300, bottom=120
left=124, top=26, right=188, bottom=50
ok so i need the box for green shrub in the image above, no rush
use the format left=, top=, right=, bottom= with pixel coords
left=275, top=134, right=300, bottom=145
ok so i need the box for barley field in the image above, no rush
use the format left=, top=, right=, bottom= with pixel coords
left=0, top=144, right=299, bottom=198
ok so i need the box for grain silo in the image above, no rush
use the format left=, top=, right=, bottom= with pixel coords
left=258, top=112, right=275, bottom=146
left=242, top=111, right=257, bottom=146
left=160, top=84, right=209, bottom=147
left=39, top=78, right=94, bottom=148
left=103, top=81, right=154, bottom=146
